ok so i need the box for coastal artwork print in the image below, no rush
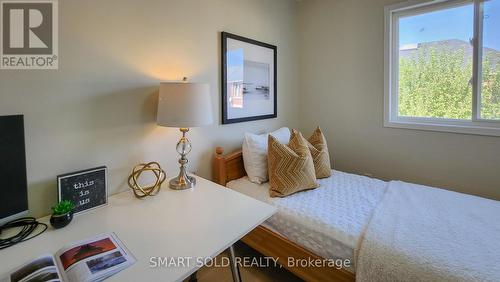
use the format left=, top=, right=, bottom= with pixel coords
left=222, top=32, right=277, bottom=124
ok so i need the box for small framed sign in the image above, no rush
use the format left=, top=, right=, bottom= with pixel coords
left=57, top=166, right=107, bottom=214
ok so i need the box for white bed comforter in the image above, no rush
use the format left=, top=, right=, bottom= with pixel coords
left=227, top=171, right=388, bottom=273
left=356, top=181, right=500, bottom=282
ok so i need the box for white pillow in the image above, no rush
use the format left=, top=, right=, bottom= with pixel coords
left=242, top=127, right=291, bottom=184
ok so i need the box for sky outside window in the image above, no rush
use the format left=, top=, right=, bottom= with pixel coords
left=399, top=1, right=500, bottom=51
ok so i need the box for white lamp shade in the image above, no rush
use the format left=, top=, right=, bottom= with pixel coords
left=157, top=82, right=214, bottom=128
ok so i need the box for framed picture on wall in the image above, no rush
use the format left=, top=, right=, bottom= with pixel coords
left=221, top=32, right=277, bottom=124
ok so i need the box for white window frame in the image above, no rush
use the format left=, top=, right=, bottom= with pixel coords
left=384, top=0, right=500, bottom=136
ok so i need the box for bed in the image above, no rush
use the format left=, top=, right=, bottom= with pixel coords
left=213, top=147, right=500, bottom=282
left=213, top=147, right=357, bottom=281
left=226, top=170, right=387, bottom=274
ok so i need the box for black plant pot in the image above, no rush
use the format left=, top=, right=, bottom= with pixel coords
left=50, top=210, right=74, bottom=229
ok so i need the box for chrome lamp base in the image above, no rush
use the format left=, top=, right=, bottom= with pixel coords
left=169, top=127, right=196, bottom=190
left=169, top=170, right=196, bottom=190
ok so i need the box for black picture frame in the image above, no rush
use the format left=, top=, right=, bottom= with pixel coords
left=221, top=32, right=277, bottom=124
left=57, top=166, right=108, bottom=215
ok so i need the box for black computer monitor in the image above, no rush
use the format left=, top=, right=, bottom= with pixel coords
left=0, top=115, right=28, bottom=224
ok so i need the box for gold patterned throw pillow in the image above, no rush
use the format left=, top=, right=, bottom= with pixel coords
left=301, top=127, right=332, bottom=179
left=268, top=132, right=319, bottom=197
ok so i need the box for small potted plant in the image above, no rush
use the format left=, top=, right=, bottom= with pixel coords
left=50, top=200, right=75, bottom=229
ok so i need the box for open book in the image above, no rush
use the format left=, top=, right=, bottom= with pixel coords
left=1, top=233, right=135, bottom=282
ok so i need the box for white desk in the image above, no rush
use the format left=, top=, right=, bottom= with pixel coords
left=0, top=176, right=276, bottom=282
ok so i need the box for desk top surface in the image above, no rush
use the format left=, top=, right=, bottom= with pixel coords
left=0, top=176, right=277, bottom=282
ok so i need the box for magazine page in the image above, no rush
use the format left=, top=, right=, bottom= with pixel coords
left=1, top=254, right=62, bottom=282
left=54, top=233, right=135, bottom=282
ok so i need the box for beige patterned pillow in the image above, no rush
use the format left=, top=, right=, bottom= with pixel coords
left=302, top=127, right=332, bottom=179
left=268, top=132, right=319, bottom=197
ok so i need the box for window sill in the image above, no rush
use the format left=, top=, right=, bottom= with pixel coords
left=384, top=118, right=500, bottom=137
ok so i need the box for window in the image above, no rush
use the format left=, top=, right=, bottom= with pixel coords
left=385, top=0, right=500, bottom=136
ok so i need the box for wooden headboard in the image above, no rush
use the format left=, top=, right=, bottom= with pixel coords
left=213, top=147, right=246, bottom=186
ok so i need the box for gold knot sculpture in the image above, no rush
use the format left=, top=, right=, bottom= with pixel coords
left=128, top=162, right=166, bottom=198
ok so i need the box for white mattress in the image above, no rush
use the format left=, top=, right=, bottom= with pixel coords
left=227, top=170, right=387, bottom=272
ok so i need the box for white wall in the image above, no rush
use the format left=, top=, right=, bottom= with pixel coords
left=0, top=0, right=299, bottom=217
left=298, top=0, right=500, bottom=200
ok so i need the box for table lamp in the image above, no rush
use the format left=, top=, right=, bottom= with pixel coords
left=157, top=82, right=213, bottom=190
